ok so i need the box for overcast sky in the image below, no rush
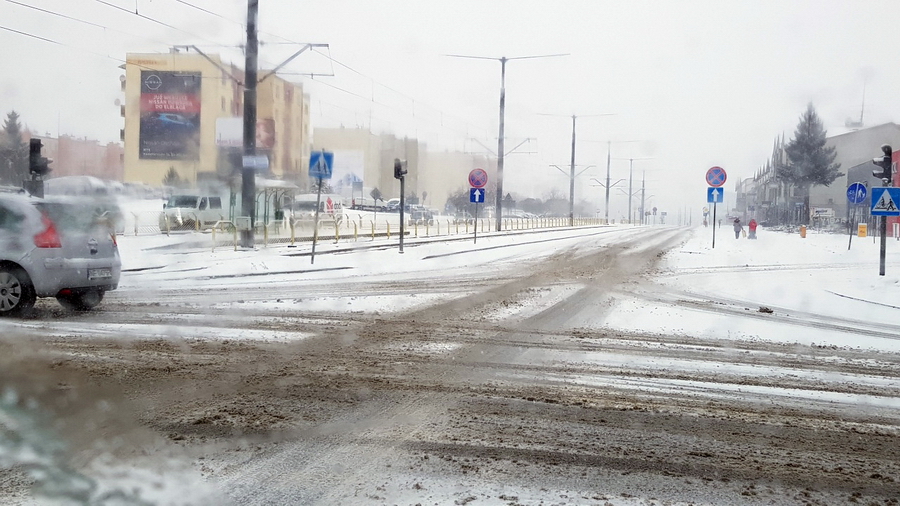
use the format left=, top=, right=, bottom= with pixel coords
left=3, top=0, right=899, bottom=217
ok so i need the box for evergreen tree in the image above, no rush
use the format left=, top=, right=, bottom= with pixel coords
left=162, top=167, right=183, bottom=188
left=0, top=111, right=28, bottom=186
left=782, top=103, right=842, bottom=224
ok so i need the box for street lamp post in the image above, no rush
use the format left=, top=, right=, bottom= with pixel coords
left=591, top=176, right=625, bottom=220
left=601, top=141, right=643, bottom=224
left=614, top=157, right=653, bottom=224
left=540, top=113, right=614, bottom=226
left=446, top=53, right=568, bottom=231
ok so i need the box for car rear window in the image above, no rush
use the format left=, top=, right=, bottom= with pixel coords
left=167, top=196, right=199, bottom=208
left=34, top=202, right=111, bottom=233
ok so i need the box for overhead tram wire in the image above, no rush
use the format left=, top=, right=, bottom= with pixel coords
left=305, top=78, right=491, bottom=151
left=0, top=22, right=235, bottom=81
left=311, top=48, right=492, bottom=143
left=0, top=24, right=61, bottom=46
left=111, top=1, right=494, bottom=147
left=4, top=0, right=230, bottom=53
left=66, top=0, right=492, bottom=152
left=5, top=0, right=105, bottom=29
left=172, top=0, right=235, bottom=23
left=92, top=0, right=232, bottom=49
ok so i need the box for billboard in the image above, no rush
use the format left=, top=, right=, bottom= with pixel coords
left=330, top=150, right=365, bottom=197
left=139, top=71, right=201, bottom=160
left=215, top=117, right=276, bottom=149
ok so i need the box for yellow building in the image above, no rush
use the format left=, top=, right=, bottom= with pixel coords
left=122, top=51, right=310, bottom=188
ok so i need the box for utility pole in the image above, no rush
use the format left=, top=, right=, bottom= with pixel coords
left=640, top=170, right=646, bottom=226
left=604, top=142, right=611, bottom=224
left=616, top=157, right=653, bottom=224
left=445, top=53, right=568, bottom=231
left=240, top=0, right=259, bottom=248
left=569, top=115, right=576, bottom=227
left=498, top=57, right=506, bottom=232
left=541, top=113, right=614, bottom=226
left=627, top=158, right=634, bottom=224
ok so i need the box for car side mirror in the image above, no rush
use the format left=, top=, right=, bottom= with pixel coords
left=162, top=203, right=167, bottom=209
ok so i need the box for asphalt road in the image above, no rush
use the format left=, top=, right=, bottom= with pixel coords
left=1, top=225, right=898, bottom=506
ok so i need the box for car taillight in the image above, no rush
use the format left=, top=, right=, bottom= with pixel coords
left=110, top=232, right=117, bottom=247
left=34, top=214, right=62, bottom=248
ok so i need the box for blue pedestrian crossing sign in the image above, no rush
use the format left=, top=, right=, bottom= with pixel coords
left=470, top=187, right=485, bottom=203
left=309, top=151, right=334, bottom=179
left=707, top=187, right=723, bottom=203
left=870, top=187, right=900, bottom=216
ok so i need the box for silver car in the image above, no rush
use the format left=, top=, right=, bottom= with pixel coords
left=0, top=193, right=121, bottom=315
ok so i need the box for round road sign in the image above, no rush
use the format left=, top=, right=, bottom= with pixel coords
left=706, top=166, right=727, bottom=187
left=847, top=182, right=867, bottom=204
left=469, top=168, right=488, bottom=188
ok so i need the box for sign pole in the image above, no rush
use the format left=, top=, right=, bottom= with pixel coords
left=848, top=205, right=855, bottom=251
left=712, top=201, right=717, bottom=249
left=310, top=176, right=323, bottom=264
left=474, top=201, right=479, bottom=244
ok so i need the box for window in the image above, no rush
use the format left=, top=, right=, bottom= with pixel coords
left=0, top=203, right=23, bottom=232
left=209, top=197, right=222, bottom=209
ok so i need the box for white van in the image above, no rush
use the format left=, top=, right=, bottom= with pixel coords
left=291, top=194, right=345, bottom=225
left=159, top=194, right=227, bottom=231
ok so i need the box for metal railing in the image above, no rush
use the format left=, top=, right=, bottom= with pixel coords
left=125, top=211, right=611, bottom=247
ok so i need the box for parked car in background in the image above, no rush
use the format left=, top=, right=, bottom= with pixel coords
left=407, top=205, right=434, bottom=225
left=384, top=198, right=401, bottom=212
left=291, top=194, right=345, bottom=225
left=159, top=194, right=226, bottom=232
left=0, top=193, right=121, bottom=315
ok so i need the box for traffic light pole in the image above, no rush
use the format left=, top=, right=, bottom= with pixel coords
left=880, top=195, right=888, bottom=276
left=395, top=159, right=407, bottom=254
left=873, top=145, right=893, bottom=276
left=399, top=176, right=406, bottom=254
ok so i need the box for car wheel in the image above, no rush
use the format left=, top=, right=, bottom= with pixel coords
left=57, top=290, right=104, bottom=311
left=0, top=266, right=36, bottom=317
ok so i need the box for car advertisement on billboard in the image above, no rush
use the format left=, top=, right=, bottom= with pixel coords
left=139, top=71, right=201, bottom=160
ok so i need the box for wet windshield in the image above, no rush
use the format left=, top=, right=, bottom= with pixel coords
left=2, top=2, right=900, bottom=506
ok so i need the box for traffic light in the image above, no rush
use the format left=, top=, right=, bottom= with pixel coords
left=872, top=144, right=892, bottom=182
left=29, top=139, right=52, bottom=179
left=393, top=158, right=407, bottom=180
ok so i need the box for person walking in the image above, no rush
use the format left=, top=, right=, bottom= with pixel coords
left=748, top=218, right=758, bottom=239
left=733, top=218, right=743, bottom=239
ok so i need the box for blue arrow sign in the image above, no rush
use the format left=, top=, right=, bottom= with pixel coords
left=707, top=187, right=723, bottom=203
left=308, top=151, right=334, bottom=180
left=847, top=182, right=867, bottom=204
left=470, top=187, right=485, bottom=203
left=871, top=187, right=900, bottom=216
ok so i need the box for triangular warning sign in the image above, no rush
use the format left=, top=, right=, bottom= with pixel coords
left=874, top=191, right=899, bottom=212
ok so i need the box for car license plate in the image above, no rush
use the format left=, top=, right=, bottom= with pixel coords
left=88, top=268, right=112, bottom=280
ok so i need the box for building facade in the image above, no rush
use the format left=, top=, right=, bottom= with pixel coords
left=29, top=134, right=124, bottom=181
left=311, top=127, right=496, bottom=212
left=122, top=51, right=310, bottom=189
left=745, top=123, right=900, bottom=225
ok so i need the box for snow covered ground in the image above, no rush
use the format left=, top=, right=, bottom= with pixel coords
left=117, top=215, right=900, bottom=350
